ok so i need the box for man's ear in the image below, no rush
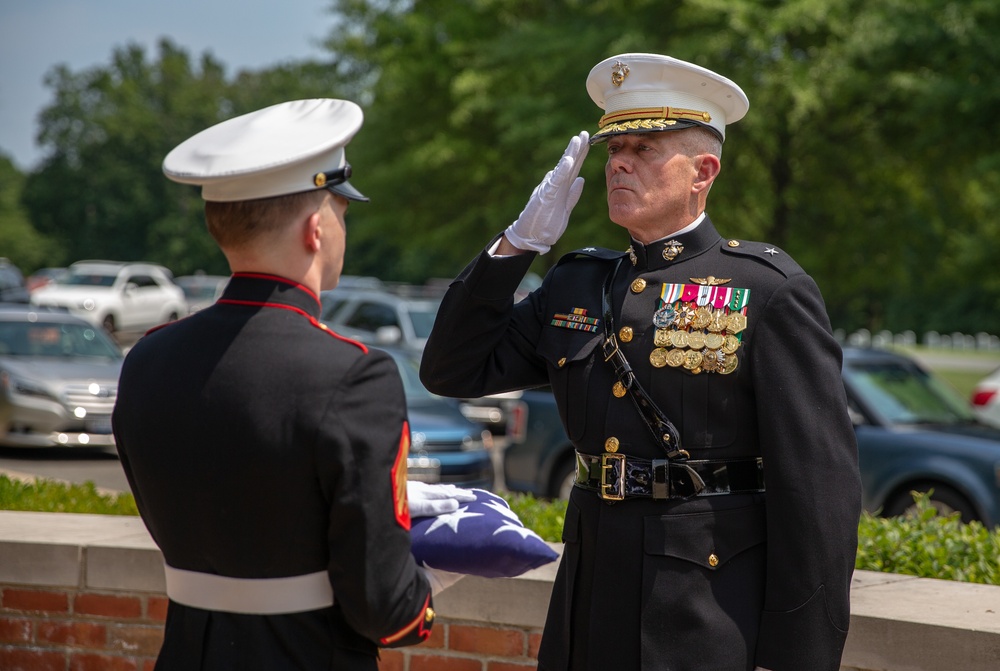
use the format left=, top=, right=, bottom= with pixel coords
left=692, top=154, right=721, bottom=194
left=304, top=210, right=322, bottom=252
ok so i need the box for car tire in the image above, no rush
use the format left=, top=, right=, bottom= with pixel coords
left=883, top=482, right=978, bottom=523
left=551, top=456, right=577, bottom=501
left=102, top=314, right=116, bottom=334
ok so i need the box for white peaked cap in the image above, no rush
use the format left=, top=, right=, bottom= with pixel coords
left=586, top=53, right=749, bottom=142
left=163, top=99, right=368, bottom=202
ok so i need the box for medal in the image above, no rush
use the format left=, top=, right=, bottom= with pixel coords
left=665, top=349, right=685, bottom=367
left=654, top=328, right=671, bottom=347
left=650, top=348, right=668, bottom=368
left=686, top=331, right=707, bottom=350
left=652, top=304, right=676, bottom=328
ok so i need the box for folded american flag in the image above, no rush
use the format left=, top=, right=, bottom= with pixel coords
left=410, top=489, right=559, bottom=578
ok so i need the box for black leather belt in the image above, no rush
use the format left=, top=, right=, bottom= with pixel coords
left=574, top=451, right=765, bottom=501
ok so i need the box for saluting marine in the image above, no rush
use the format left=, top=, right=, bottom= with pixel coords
left=420, top=53, right=862, bottom=671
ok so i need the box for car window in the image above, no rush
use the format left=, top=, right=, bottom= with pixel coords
left=407, top=301, right=441, bottom=339
left=844, top=360, right=975, bottom=424
left=345, top=302, right=399, bottom=332
left=320, top=297, right=346, bottom=321
left=384, top=350, right=436, bottom=401
left=64, top=272, right=116, bottom=287
left=128, top=274, right=159, bottom=289
left=0, top=321, right=122, bottom=358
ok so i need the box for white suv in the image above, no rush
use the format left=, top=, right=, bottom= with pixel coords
left=30, top=260, right=187, bottom=334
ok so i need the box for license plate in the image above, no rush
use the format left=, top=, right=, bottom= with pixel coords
left=86, top=415, right=113, bottom=434
left=407, top=456, right=441, bottom=483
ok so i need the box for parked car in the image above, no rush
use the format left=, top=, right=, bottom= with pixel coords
left=30, top=260, right=187, bottom=335
left=502, top=347, right=1000, bottom=526
left=175, top=274, right=229, bottom=314
left=381, top=347, right=494, bottom=489
left=0, top=258, right=29, bottom=304
left=320, top=287, right=441, bottom=353
left=0, top=305, right=122, bottom=449
left=25, top=267, right=68, bottom=293
left=970, top=366, right=1000, bottom=429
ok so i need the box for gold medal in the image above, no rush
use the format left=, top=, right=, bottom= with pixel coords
left=666, top=349, right=685, bottom=367
left=683, top=350, right=703, bottom=370
left=671, top=330, right=689, bottom=348
left=726, top=312, right=747, bottom=334
left=686, top=331, right=707, bottom=350
left=722, top=334, right=740, bottom=354
left=692, top=306, right=712, bottom=329
left=707, top=310, right=728, bottom=333
left=701, top=350, right=721, bottom=372
left=650, top=347, right=668, bottom=368
left=705, top=332, right=725, bottom=350
left=720, top=353, right=739, bottom=375
left=612, top=381, right=627, bottom=398
left=654, top=328, right=671, bottom=347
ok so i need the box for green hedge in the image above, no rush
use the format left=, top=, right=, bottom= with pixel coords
left=3, top=476, right=998, bottom=586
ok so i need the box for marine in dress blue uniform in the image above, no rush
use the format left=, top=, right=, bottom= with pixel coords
left=420, top=54, right=862, bottom=671
left=113, top=99, right=437, bottom=669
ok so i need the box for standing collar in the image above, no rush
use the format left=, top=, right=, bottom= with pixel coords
left=626, top=215, right=722, bottom=271
left=219, top=273, right=322, bottom=318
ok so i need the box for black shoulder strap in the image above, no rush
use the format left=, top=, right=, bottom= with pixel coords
left=600, top=258, right=686, bottom=460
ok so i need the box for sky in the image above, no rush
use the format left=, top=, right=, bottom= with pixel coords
left=0, top=0, right=333, bottom=172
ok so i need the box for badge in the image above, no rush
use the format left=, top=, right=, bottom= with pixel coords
left=652, top=304, right=676, bottom=328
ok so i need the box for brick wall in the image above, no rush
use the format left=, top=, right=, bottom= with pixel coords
left=0, top=585, right=543, bottom=671
left=0, top=586, right=167, bottom=671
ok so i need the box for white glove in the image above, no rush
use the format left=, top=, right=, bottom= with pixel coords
left=407, top=481, right=477, bottom=518
left=504, top=131, right=590, bottom=254
left=418, top=565, right=466, bottom=596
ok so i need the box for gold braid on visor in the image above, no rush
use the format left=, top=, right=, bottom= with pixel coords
left=593, top=106, right=712, bottom=138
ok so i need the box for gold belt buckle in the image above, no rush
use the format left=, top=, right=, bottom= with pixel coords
left=600, top=453, right=626, bottom=501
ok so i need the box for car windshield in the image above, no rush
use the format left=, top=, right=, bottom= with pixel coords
left=384, top=350, right=436, bottom=402
left=0, top=321, right=122, bottom=359
left=844, top=359, right=976, bottom=425
left=407, top=302, right=441, bottom=339
left=63, top=270, right=117, bottom=287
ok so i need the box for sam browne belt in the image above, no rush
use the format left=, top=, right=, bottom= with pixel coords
left=574, top=452, right=765, bottom=501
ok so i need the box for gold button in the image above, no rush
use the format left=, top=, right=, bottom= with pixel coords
left=604, top=437, right=620, bottom=453
left=708, top=553, right=719, bottom=567
left=612, top=381, right=627, bottom=398
left=425, top=607, right=435, bottom=623
left=630, top=278, right=647, bottom=293
left=557, top=357, right=567, bottom=368
left=618, top=326, right=633, bottom=343
left=728, top=240, right=740, bottom=247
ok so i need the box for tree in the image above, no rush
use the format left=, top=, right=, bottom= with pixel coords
left=0, top=152, right=57, bottom=272
left=21, top=40, right=356, bottom=276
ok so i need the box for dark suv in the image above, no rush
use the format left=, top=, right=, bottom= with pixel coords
left=0, top=259, right=29, bottom=303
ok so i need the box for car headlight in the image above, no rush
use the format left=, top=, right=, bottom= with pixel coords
left=0, top=371, right=58, bottom=401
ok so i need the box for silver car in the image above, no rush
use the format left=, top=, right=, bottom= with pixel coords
left=0, top=305, right=122, bottom=448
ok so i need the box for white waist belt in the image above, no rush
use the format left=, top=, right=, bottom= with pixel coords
left=164, top=565, right=334, bottom=615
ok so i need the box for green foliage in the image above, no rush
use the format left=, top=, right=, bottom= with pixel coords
left=503, top=491, right=568, bottom=543
left=0, top=475, right=138, bottom=516
left=0, top=154, right=58, bottom=272
left=4, top=475, right=1000, bottom=585
left=856, top=491, right=1000, bottom=585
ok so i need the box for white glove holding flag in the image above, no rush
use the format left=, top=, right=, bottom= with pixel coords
left=504, top=131, right=590, bottom=254
left=407, top=481, right=478, bottom=518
